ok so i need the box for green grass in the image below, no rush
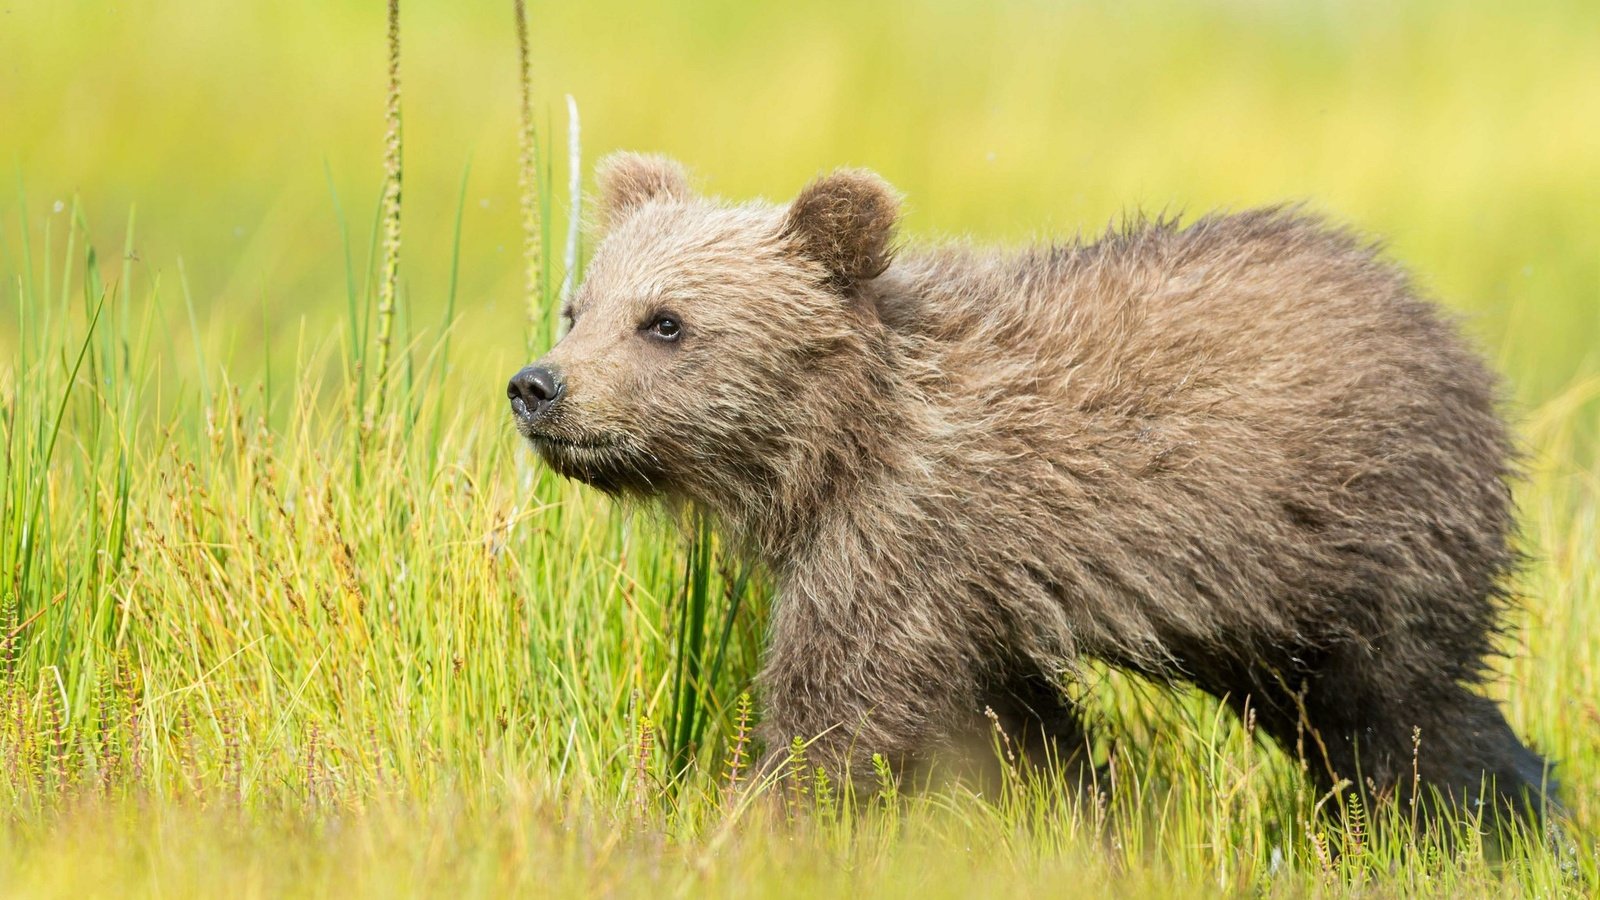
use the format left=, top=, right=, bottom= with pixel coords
left=1, top=0, right=1598, bottom=895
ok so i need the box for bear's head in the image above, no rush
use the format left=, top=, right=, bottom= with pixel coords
left=508, top=153, right=902, bottom=522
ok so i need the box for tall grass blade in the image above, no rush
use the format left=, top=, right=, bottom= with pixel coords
left=560, top=95, right=582, bottom=304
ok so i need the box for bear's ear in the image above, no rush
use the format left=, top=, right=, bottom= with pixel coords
left=782, top=169, right=900, bottom=287
left=595, top=152, right=691, bottom=229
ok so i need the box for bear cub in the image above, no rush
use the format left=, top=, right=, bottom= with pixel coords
left=508, top=153, right=1553, bottom=823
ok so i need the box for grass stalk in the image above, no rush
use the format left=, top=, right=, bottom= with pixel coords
left=367, top=0, right=404, bottom=429
left=560, top=94, right=582, bottom=304
left=513, top=0, right=542, bottom=346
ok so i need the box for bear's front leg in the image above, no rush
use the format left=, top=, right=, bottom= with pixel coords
left=753, top=578, right=986, bottom=795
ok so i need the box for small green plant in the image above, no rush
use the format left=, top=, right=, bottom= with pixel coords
left=721, top=692, right=754, bottom=801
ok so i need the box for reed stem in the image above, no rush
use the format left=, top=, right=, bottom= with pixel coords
left=513, top=0, right=541, bottom=343
left=367, top=0, right=404, bottom=429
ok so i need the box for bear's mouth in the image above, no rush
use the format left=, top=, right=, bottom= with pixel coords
left=528, top=433, right=616, bottom=451
left=512, top=410, right=616, bottom=452
left=522, top=430, right=660, bottom=496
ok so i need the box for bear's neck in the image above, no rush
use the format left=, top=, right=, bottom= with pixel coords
left=709, top=330, right=922, bottom=573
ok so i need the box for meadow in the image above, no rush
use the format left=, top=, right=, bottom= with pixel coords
left=1, top=0, right=1597, bottom=895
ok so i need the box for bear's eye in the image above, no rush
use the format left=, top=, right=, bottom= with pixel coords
left=644, top=314, right=683, bottom=343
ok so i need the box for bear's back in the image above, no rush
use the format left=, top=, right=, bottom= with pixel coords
left=861, top=209, right=1513, bottom=663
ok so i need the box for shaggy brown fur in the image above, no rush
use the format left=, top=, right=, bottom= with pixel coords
left=508, top=152, right=1554, bottom=823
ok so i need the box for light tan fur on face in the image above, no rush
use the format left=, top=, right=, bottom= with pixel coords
left=516, top=152, right=1552, bottom=825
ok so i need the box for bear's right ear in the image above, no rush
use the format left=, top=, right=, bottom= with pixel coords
left=782, top=168, right=900, bottom=288
left=595, top=152, right=691, bottom=229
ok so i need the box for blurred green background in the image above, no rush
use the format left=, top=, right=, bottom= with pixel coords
left=1, top=0, right=1596, bottom=402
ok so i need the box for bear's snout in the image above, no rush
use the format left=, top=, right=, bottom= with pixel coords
left=507, top=365, right=563, bottom=423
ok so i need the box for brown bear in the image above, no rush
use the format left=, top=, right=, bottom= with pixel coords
left=507, top=152, right=1553, bottom=823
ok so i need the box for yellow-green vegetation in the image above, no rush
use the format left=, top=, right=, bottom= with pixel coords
left=0, top=1, right=1596, bottom=896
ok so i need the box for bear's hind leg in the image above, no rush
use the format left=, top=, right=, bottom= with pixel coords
left=1404, top=687, right=1556, bottom=825
left=1222, top=649, right=1555, bottom=829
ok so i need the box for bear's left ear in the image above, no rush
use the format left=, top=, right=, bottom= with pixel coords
left=782, top=169, right=900, bottom=287
left=595, top=152, right=691, bottom=230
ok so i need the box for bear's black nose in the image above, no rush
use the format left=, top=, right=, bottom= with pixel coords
left=507, top=365, right=562, bottom=421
